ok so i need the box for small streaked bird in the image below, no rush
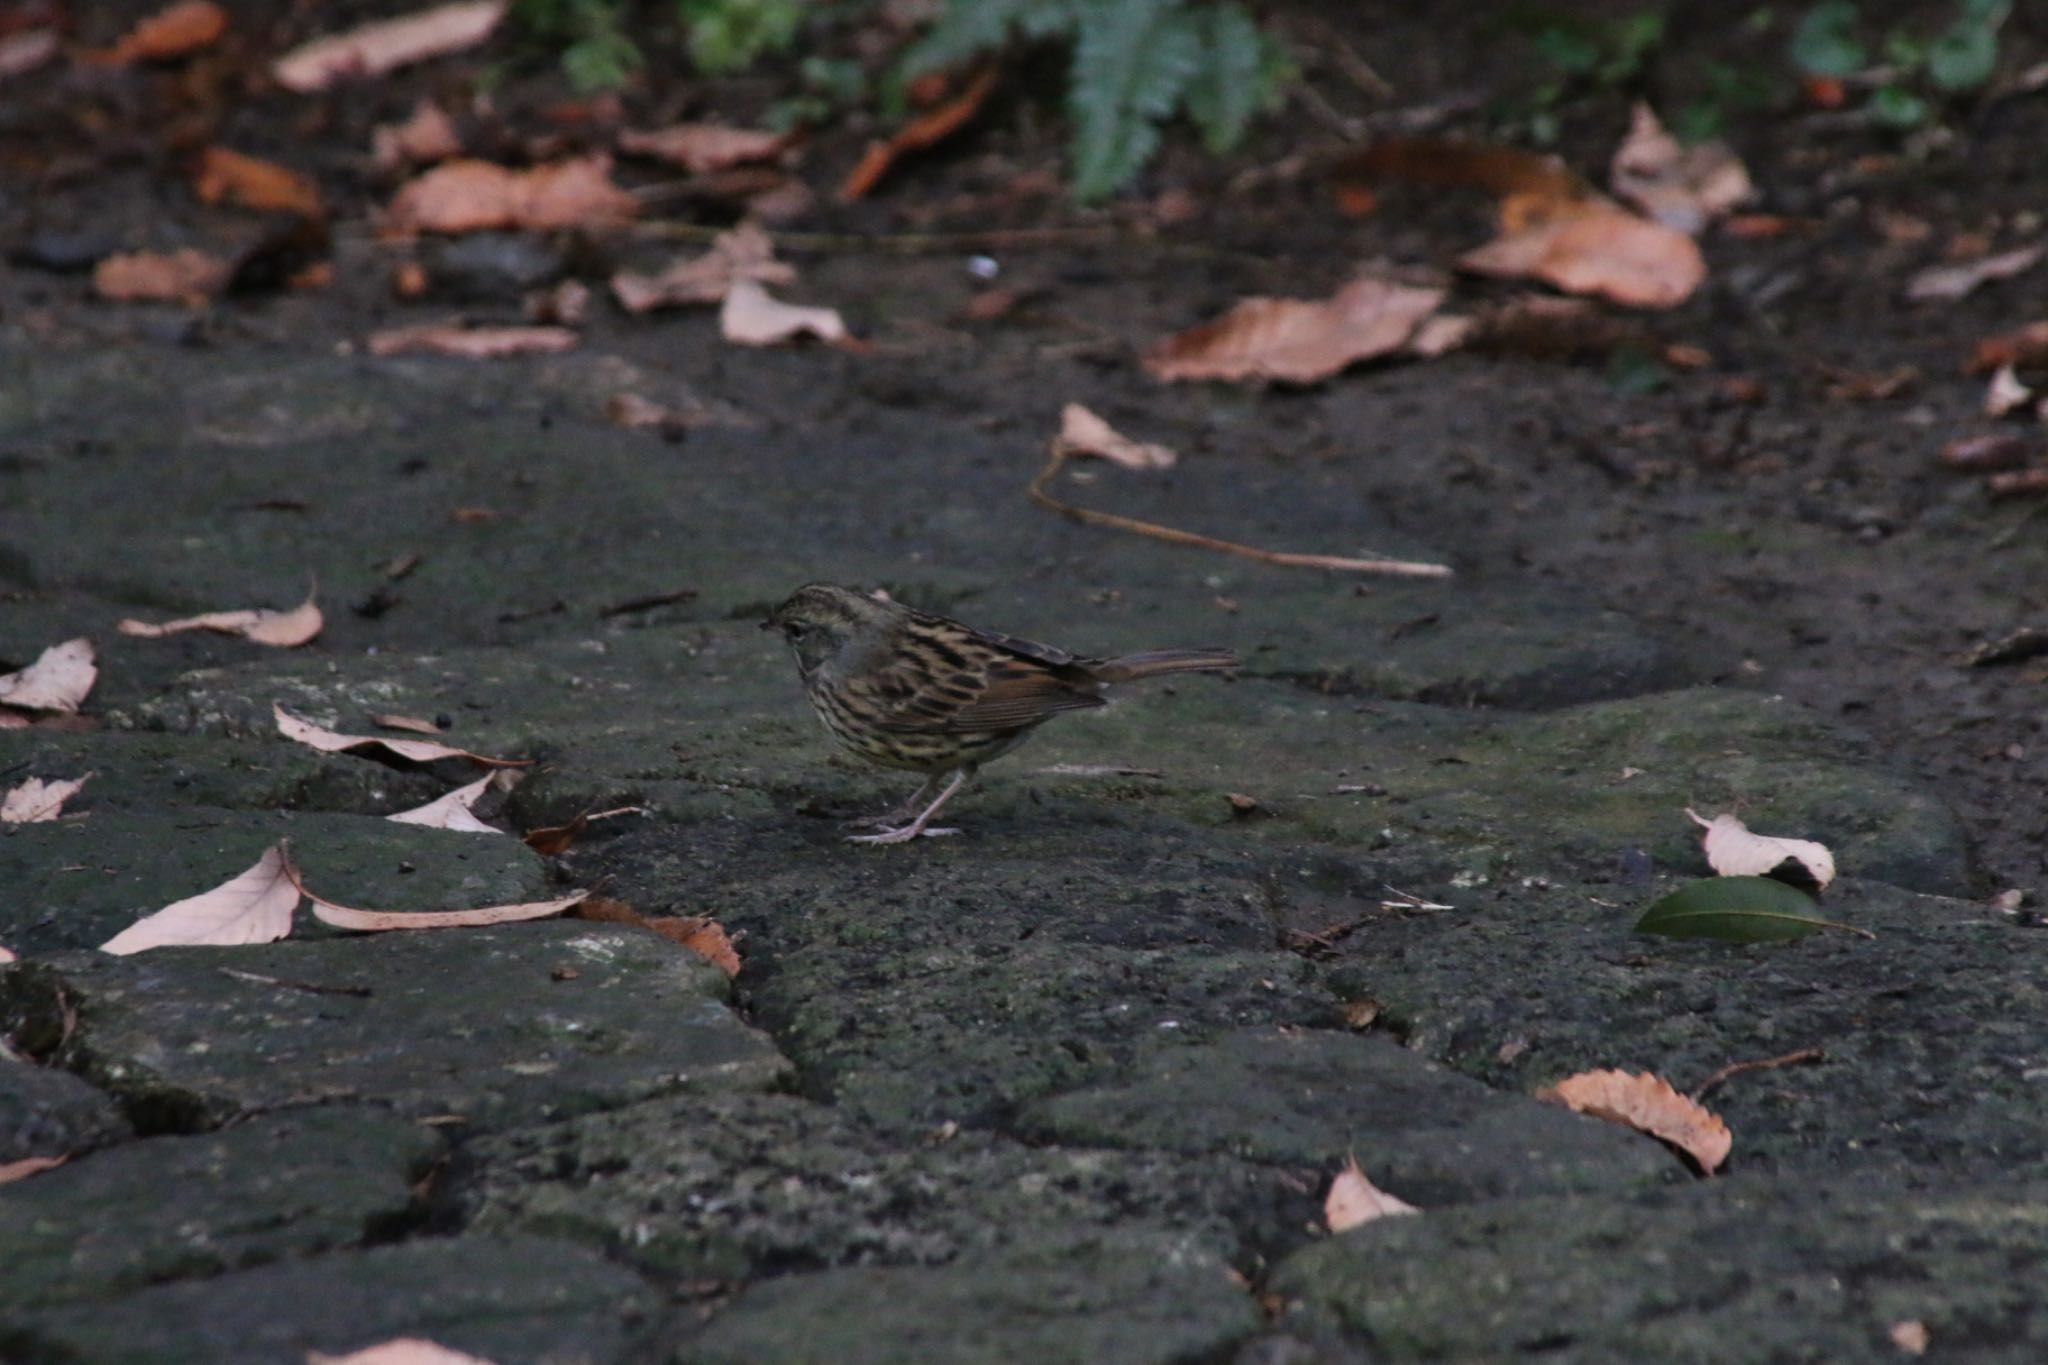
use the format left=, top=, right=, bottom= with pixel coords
left=764, top=583, right=1238, bottom=844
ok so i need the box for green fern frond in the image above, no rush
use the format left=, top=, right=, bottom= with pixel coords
left=1067, top=0, right=1203, bottom=200
left=1183, top=3, right=1274, bottom=154
left=900, top=0, right=1074, bottom=78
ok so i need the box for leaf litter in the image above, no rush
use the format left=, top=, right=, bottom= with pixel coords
left=1145, top=273, right=1448, bottom=385
left=1053, top=403, right=1177, bottom=471
left=1687, top=808, right=1836, bottom=891
left=574, top=896, right=740, bottom=976
left=1, top=775, right=91, bottom=823
left=119, top=589, right=324, bottom=646
left=1324, top=1156, right=1420, bottom=1232
left=382, top=156, right=638, bottom=236
left=0, top=638, right=96, bottom=714
left=610, top=221, right=795, bottom=313
left=274, top=702, right=530, bottom=767
left=386, top=773, right=507, bottom=832
left=273, top=0, right=505, bottom=93
left=100, top=843, right=301, bottom=954
left=1538, top=1068, right=1732, bottom=1174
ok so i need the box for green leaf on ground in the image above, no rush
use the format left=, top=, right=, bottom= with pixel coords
left=1635, top=876, right=1868, bottom=943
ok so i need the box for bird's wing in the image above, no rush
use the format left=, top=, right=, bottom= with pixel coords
left=860, top=620, right=1103, bottom=735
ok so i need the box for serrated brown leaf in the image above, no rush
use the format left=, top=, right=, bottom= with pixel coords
left=1538, top=1069, right=1731, bottom=1173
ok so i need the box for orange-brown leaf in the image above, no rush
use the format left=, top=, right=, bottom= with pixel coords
left=193, top=147, right=324, bottom=219
left=617, top=123, right=792, bottom=173
left=94, top=0, right=227, bottom=65
left=274, top=702, right=529, bottom=767
left=382, top=156, right=637, bottom=236
left=1538, top=1069, right=1732, bottom=1173
left=838, top=66, right=997, bottom=201
left=1145, top=275, right=1445, bottom=385
left=367, top=324, right=577, bottom=358
left=93, top=248, right=231, bottom=305
left=1459, top=200, right=1705, bottom=310
left=273, top=1, right=505, bottom=92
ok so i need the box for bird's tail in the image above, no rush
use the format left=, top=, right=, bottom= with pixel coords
left=1091, top=648, right=1239, bottom=683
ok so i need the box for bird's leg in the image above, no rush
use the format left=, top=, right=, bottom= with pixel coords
left=846, top=772, right=947, bottom=831
left=847, top=768, right=971, bottom=845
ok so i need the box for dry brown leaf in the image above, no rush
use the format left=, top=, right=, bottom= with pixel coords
left=1145, top=274, right=1446, bottom=385
left=1538, top=1069, right=1732, bottom=1173
left=367, top=324, right=577, bottom=358
left=618, top=123, right=791, bottom=173
left=193, top=147, right=324, bottom=219
left=0, top=638, right=96, bottom=714
left=382, top=156, right=637, bottom=236
left=1970, top=320, right=2048, bottom=374
left=1336, top=137, right=1588, bottom=204
left=372, top=100, right=464, bottom=170
left=387, top=775, right=500, bottom=833
left=299, top=874, right=588, bottom=932
left=1460, top=201, right=1705, bottom=310
left=1609, top=103, right=1752, bottom=235
left=93, top=248, right=231, bottom=305
left=1938, top=434, right=2030, bottom=473
left=100, top=843, right=301, bottom=955
left=0, top=1154, right=67, bottom=1184
left=1, top=775, right=90, bottom=824
left=274, top=1, right=505, bottom=92
left=649, top=915, right=742, bottom=977
left=1054, top=403, right=1177, bottom=471
left=1406, top=312, right=1476, bottom=357
left=1906, top=244, right=2043, bottom=303
left=839, top=66, right=998, bottom=201
left=1889, top=1321, right=1930, bottom=1356
left=0, top=28, right=61, bottom=81
left=1324, top=1156, right=1420, bottom=1232
left=119, top=592, right=323, bottom=647
left=1687, top=808, right=1835, bottom=891
left=310, top=1340, right=501, bottom=1365
left=720, top=278, right=849, bottom=346
left=92, top=1, right=227, bottom=65
left=610, top=222, right=794, bottom=312
left=274, top=702, right=530, bottom=767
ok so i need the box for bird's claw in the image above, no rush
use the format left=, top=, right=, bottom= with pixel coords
left=846, top=825, right=961, bottom=846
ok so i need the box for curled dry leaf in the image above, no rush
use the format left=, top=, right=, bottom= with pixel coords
left=573, top=897, right=741, bottom=977
left=0, top=638, right=96, bottom=714
left=1054, top=403, right=1177, bottom=471
left=1906, top=244, right=2043, bottom=303
left=93, top=248, right=231, bottom=305
left=100, top=843, right=301, bottom=955
left=383, top=156, right=637, bottom=236
left=1609, top=103, right=1752, bottom=236
left=611, top=222, right=794, bottom=313
left=386, top=774, right=501, bottom=833
left=618, top=123, right=792, bottom=173
left=296, top=871, right=588, bottom=933
left=1324, top=1156, right=1420, bottom=1232
left=0, top=1154, right=67, bottom=1184
left=274, top=0, right=506, bottom=93
left=839, top=66, right=999, bottom=201
left=1983, top=364, right=2036, bottom=419
left=2, top=775, right=90, bottom=824
left=119, top=592, right=323, bottom=647
left=1687, top=808, right=1836, bottom=891
left=368, top=324, right=577, bottom=358
left=275, top=702, right=530, bottom=767
left=310, top=1340, right=501, bottom=1365
left=1538, top=1068, right=1732, bottom=1174
left=720, top=278, right=848, bottom=346
left=1145, top=275, right=1446, bottom=385
left=1460, top=200, right=1705, bottom=310
left=193, top=147, right=324, bottom=220
left=92, top=0, right=227, bottom=65
left=373, top=100, right=465, bottom=170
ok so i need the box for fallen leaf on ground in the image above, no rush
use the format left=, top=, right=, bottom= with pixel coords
left=1906, top=244, right=2043, bottom=303
left=720, top=278, right=848, bottom=346
left=610, top=222, right=793, bottom=312
left=1687, top=808, right=1836, bottom=891
left=383, top=156, right=637, bottom=236
left=1324, top=1156, right=1420, bottom=1231
left=1983, top=364, right=2036, bottom=418
left=0, top=1154, right=67, bottom=1184
left=1538, top=1069, right=1731, bottom=1173
left=373, top=100, right=465, bottom=170
left=1333, top=136, right=1588, bottom=205
left=0, top=638, right=96, bottom=714
left=1608, top=103, right=1752, bottom=235
left=618, top=123, right=792, bottom=173
left=574, top=897, right=741, bottom=976
left=275, top=702, right=530, bottom=766
left=1460, top=199, right=1705, bottom=310
left=309, top=1338, right=500, bottom=1365
left=368, top=324, right=577, bottom=358
left=523, top=805, right=646, bottom=855
left=274, top=0, right=505, bottom=92
left=1890, top=1321, right=1930, bottom=1356
left=100, top=843, right=301, bottom=954
left=1405, top=312, right=1475, bottom=357
left=90, top=0, right=227, bottom=64
left=1939, top=434, right=2031, bottom=473
left=0, top=943, right=13, bottom=963
left=1970, top=320, right=2048, bottom=373
left=1989, top=469, right=2048, bottom=500
left=840, top=66, right=999, bottom=200
left=295, top=866, right=587, bottom=932
left=93, top=248, right=231, bottom=305
left=1145, top=274, right=1446, bottom=385
left=0, top=28, right=60, bottom=80
left=605, top=392, right=705, bottom=432
left=386, top=774, right=501, bottom=832
left=1054, top=403, right=1177, bottom=471
left=1635, top=876, right=1858, bottom=943
left=193, top=147, right=324, bottom=219
left=2, top=775, right=90, bottom=823
left=371, top=713, right=444, bottom=734
left=119, top=591, right=324, bottom=647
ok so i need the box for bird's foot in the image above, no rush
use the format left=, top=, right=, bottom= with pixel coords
left=846, top=824, right=961, bottom=846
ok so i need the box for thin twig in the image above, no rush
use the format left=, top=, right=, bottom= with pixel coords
left=1690, top=1046, right=1825, bottom=1100
left=218, top=968, right=373, bottom=998
left=1027, top=443, right=1453, bottom=578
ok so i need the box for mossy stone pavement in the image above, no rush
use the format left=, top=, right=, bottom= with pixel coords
left=1, top=332, right=2039, bottom=1363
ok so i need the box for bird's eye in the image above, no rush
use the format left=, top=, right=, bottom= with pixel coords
left=785, top=623, right=808, bottom=640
